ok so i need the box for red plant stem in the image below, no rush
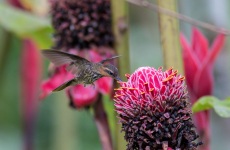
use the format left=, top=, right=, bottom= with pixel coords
left=21, top=39, right=41, bottom=150
left=93, top=94, right=113, bottom=150
left=195, top=111, right=210, bottom=150
left=190, top=93, right=210, bottom=150
left=192, top=94, right=210, bottom=150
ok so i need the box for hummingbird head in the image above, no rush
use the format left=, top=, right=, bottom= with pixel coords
left=101, top=64, right=122, bottom=81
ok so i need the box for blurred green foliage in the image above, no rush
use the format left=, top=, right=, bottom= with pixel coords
left=0, top=2, right=53, bottom=48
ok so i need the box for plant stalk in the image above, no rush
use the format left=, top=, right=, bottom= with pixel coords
left=111, top=0, right=130, bottom=150
left=51, top=93, right=76, bottom=150
left=0, top=29, right=12, bottom=80
left=157, top=0, right=183, bottom=73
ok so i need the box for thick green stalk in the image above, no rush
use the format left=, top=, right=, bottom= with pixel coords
left=111, top=0, right=130, bottom=76
left=111, top=0, right=130, bottom=150
left=0, top=29, right=12, bottom=79
left=157, top=0, right=184, bottom=73
left=51, top=93, right=76, bottom=150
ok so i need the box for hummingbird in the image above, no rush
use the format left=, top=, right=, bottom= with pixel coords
left=42, top=49, right=122, bottom=92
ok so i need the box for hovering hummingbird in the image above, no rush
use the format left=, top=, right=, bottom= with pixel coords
left=42, top=50, right=122, bottom=92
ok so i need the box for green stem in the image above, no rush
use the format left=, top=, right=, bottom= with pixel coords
left=111, top=0, right=130, bottom=77
left=157, top=0, right=184, bottom=73
left=0, top=29, right=12, bottom=80
left=111, top=0, right=130, bottom=150
left=51, top=93, right=76, bottom=150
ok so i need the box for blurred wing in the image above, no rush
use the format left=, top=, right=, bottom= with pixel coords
left=66, top=63, right=80, bottom=74
left=42, top=49, right=90, bottom=66
left=100, top=55, right=121, bottom=64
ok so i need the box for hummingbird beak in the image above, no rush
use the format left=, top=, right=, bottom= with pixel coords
left=115, top=76, right=122, bottom=81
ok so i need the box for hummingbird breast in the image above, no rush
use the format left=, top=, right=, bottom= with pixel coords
left=76, top=63, right=103, bottom=85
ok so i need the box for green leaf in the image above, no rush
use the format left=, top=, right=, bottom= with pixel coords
left=213, top=98, right=230, bottom=118
left=0, top=3, right=53, bottom=48
left=192, top=96, right=217, bottom=112
left=192, top=96, right=230, bottom=118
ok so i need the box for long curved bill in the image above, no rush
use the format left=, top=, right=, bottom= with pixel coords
left=115, top=76, right=122, bottom=82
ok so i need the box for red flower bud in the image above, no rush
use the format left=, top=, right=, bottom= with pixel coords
left=180, top=28, right=225, bottom=149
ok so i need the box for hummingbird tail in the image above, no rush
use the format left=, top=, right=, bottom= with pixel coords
left=53, top=79, right=76, bottom=92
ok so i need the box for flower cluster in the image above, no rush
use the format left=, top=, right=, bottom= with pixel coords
left=50, top=0, right=114, bottom=50
left=41, top=0, right=115, bottom=108
left=114, top=67, right=201, bottom=150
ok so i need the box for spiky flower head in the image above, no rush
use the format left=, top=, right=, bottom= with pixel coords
left=50, top=0, right=114, bottom=51
left=114, top=67, right=202, bottom=150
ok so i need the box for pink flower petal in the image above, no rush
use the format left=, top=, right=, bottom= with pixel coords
left=89, top=49, right=103, bottom=62
left=180, top=34, right=199, bottom=91
left=192, top=28, right=209, bottom=61
left=96, top=77, right=113, bottom=94
left=7, top=0, right=23, bottom=8
left=208, top=34, right=225, bottom=65
left=193, top=67, right=213, bottom=98
left=193, top=34, right=225, bottom=98
left=67, top=85, right=98, bottom=108
left=21, top=39, right=41, bottom=105
left=40, top=66, right=74, bottom=99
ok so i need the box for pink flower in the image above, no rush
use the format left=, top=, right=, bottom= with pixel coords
left=21, top=39, right=41, bottom=150
left=40, top=66, right=74, bottom=99
left=41, top=49, right=114, bottom=108
left=180, top=27, right=225, bottom=150
left=7, top=0, right=23, bottom=8
left=114, top=67, right=201, bottom=149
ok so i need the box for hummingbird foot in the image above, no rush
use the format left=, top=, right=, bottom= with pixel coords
left=91, top=83, right=96, bottom=89
left=83, top=83, right=95, bottom=89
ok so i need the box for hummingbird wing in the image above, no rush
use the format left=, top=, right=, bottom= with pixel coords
left=100, top=55, right=120, bottom=64
left=42, top=49, right=91, bottom=74
left=42, top=49, right=90, bottom=66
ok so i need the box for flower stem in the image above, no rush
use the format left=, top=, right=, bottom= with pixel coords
left=0, top=29, right=12, bottom=80
left=156, top=0, right=184, bottom=73
left=93, top=94, right=113, bottom=150
left=111, top=0, right=130, bottom=77
left=111, top=0, right=130, bottom=149
left=51, top=93, right=76, bottom=150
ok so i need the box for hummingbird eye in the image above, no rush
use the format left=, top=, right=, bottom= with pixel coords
left=108, top=71, right=114, bottom=76
left=105, top=69, right=114, bottom=76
